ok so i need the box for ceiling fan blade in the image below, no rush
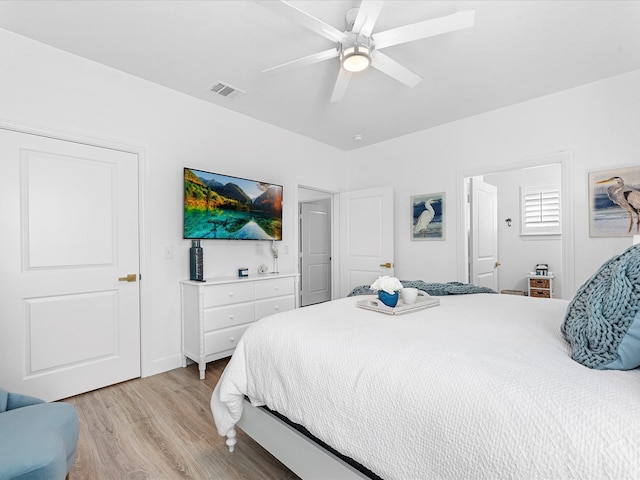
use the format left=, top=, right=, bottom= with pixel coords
left=261, top=0, right=346, bottom=43
left=352, top=0, right=384, bottom=37
left=371, top=52, right=422, bottom=87
left=373, top=9, right=475, bottom=50
left=330, top=68, right=352, bottom=103
left=262, top=48, right=339, bottom=74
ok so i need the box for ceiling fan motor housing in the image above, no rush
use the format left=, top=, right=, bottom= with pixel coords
left=341, top=32, right=373, bottom=72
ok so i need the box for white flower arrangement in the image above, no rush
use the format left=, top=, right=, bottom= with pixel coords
left=370, top=276, right=403, bottom=294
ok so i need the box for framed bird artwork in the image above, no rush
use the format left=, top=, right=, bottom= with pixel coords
left=411, top=192, right=445, bottom=240
left=589, top=166, right=640, bottom=237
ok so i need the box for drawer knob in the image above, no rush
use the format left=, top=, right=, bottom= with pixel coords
left=275, top=306, right=280, bottom=311
left=230, top=337, right=236, bottom=343
left=275, top=286, right=279, bottom=291
left=229, top=315, right=234, bottom=320
left=229, top=292, right=234, bottom=297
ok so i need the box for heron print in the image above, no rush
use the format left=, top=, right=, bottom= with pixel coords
left=411, top=193, right=445, bottom=240
left=590, top=167, right=640, bottom=237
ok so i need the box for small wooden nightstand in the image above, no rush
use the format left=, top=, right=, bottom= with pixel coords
left=527, top=274, right=555, bottom=298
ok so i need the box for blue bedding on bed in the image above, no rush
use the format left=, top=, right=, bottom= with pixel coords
left=347, top=280, right=497, bottom=297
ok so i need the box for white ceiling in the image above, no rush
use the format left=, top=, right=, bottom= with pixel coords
left=1, top=1, right=639, bottom=151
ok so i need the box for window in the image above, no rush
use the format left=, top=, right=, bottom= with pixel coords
left=520, top=184, right=561, bottom=235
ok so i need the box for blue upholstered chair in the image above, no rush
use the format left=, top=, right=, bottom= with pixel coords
left=0, top=388, right=79, bottom=480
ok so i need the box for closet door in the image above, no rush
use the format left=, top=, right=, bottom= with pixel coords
left=0, top=128, right=141, bottom=401
left=339, top=186, right=394, bottom=297
left=300, top=199, right=331, bottom=306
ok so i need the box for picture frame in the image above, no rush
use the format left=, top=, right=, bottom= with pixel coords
left=589, top=166, right=640, bottom=237
left=411, top=192, right=445, bottom=240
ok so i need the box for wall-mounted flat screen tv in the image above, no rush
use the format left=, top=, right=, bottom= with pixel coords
left=184, top=167, right=282, bottom=240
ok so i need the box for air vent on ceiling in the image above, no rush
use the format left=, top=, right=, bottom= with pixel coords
left=209, top=81, right=246, bottom=100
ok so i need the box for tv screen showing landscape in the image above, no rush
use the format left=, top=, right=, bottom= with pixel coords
left=184, top=168, right=282, bottom=240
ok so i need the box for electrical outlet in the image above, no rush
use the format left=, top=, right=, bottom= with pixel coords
left=164, top=246, right=173, bottom=259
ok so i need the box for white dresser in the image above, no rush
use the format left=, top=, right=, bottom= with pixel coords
left=181, top=273, right=299, bottom=379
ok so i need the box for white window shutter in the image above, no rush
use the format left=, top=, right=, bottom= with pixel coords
left=521, top=184, right=561, bottom=235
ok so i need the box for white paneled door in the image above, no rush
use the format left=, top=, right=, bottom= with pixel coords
left=0, top=129, right=140, bottom=401
left=470, top=178, right=499, bottom=291
left=300, top=199, right=331, bottom=306
left=339, top=186, right=394, bottom=297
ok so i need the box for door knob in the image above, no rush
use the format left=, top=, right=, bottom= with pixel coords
left=379, top=262, right=392, bottom=268
left=494, top=261, right=501, bottom=268
left=118, top=273, right=137, bottom=282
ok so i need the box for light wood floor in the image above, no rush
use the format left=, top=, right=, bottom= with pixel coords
left=64, top=358, right=300, bottom=479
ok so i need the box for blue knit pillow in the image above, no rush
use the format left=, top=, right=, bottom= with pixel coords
left=561, top=244, right=640, bottom=370
left=601, top=310, right=640, bottom=369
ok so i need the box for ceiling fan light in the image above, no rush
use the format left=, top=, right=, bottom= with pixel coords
left=342, top=44, right=371, bottom=73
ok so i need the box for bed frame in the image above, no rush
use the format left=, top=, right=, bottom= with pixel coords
left=226, top=398, right=369, bottom=479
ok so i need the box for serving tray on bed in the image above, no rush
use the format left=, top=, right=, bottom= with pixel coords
left=356, top=295, right=440, bottom=315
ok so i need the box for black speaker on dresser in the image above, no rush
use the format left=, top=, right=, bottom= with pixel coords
left=189, top=240, right=204, bottom=281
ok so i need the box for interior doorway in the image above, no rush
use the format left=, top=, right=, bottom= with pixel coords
left=297, top=184, right=396, bottom=303
left=298, top=187, right=333, bottom=307
left=468, top=177, right=499, bottom=291
left=458, top=151, right=575, bottom=299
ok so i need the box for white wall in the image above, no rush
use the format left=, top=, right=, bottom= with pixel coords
left=0, top=29, right=348, bottom=376
left=484, top=164, right=562, bottom=295
left=346, top=69, right=640, bottom=297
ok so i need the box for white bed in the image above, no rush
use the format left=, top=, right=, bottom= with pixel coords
left=211, top=293, right=640, bottom=480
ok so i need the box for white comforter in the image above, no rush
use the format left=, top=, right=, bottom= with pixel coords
left=211, top=294, right=640, bottom=480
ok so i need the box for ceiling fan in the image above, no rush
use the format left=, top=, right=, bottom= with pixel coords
left=260, top=0, right=475, bottom=102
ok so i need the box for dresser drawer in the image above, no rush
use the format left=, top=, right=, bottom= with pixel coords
left=255, top=295, right=295, bottom=320
left=529, top=278, right=550, bottom=289
left=255, top=278, right=295, bottom=300
left=205, top=324, right=250, bottom=355
left=204, top=282, right=254, bottom=308
left=204, top=302, right=254, bottom=331
left=182, top=274, right=298, bottom=380
left=530, top=289, right=551, bottom=298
